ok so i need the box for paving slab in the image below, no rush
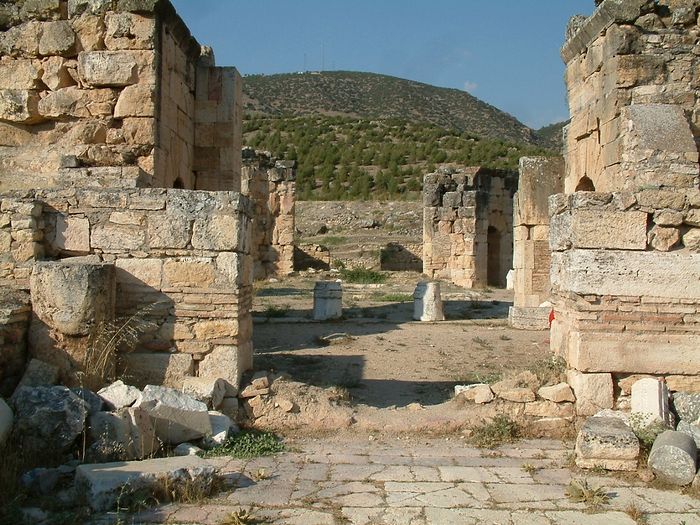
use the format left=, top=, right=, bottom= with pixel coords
left=100, top=435, right=699, bottom=525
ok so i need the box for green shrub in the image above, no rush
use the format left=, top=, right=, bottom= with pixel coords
left=470, top=415, right=521, bottom=448
left=203, top=431, right=285, bottom=459
left=340, top=267, right=387, bottom=284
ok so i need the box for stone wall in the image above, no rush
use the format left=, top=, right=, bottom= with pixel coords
left=423, top=167, right=516, bottom=288
left=1, top=188, right=253, bottom=390
left=0, top=0, right=241, bottom=192
left=241, top=148, right=295, bottom=279
left=554, top=0, right=700, bottom=414
left=0, top=290, right=30, bottom=396
left=509, top=157, right=564, bottom=329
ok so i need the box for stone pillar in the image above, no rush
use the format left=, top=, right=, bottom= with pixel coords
left=631, top=378, right=672, bottom=429
left=313, top=281, right=342, bottom=321
left=28, top=261, right=116, bottom=386
left=509, top=156, right=563, bottom=330
left=413, top=281, right=445, bottom=322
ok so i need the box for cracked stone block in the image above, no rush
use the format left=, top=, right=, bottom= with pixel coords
left=575, top=416, right=639, bottom=471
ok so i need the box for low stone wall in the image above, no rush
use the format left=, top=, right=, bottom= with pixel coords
left=1, top=188, right=253, bottom=390
left=549, top=189, right=700, bottom=414
left=380, top=241, right=422, bottom=272
left=0, top=289, right=30, bottom=396
left=241, top=149, right=295, bottom=279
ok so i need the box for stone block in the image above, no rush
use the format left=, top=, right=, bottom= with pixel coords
left=114, top=257, right=162, bottom=288
left=508, top=306, right=551, bottom=330
left=119, top=353, right=193, bottom=389
left=91, top=222, right=145, bottom=251
left=538, top=382, right=575, bottom=403
left=201, top=411, right=232, bottom=449
left=0, top=89, right=41, bottom=123
left=38, top=86, right=116, bottom=119
left=623, top=104, right=697, bottom=155
left=683, top=229, right=700, bottom=252
left=516, top=157, right=564, bottom=224
left=182, top=377, right=226, bottom=409
left=71, top=13, right=105, bottom=52
left=0, top=21, right=42, bottom=57
left=191, top=214, right=240, bottom=251
left=97, top=380, right=141, bottom=410
left=51, top=216, right=90, bottom=254
left=162, top=259, right=216, bottom=288
left=570, top=209, right=647, bottom=250
left=146, top=213, right=191, bottom=249
left=30, top=261, right=115, bottom=336
left=413, top=281, right=444, bottom=322
left=120, top=406, right=159, bottom=460
left=673, top=393, right=700, bottom=423
left=13, top=359, right=59, bottom=392
left=0, top=59, right=42, bottom=89
left=454, top=384, right=494, bottom=404
left=134, top=385, right=211, bottom=445
left=313, top=281, right=342, bottom=321
left=78, top=50, right=138, bottom=87
left=566, top=370, right=613, bottom=416
left=39, top=21, right=75, bottom=56
left=648, top=225, right=680, bottom=251
left=631, top=378, right=672, bottom=428
left=114, top=83, right=155, bottom=117
left=198, top=346, right=246, bottom=395
left=105, top=12, right=155, bottom=50
left=68, top=0, right=113, bottom=17
left=648, top=430, right=698, bottom=486
left=575, top=416, right=639, bottom=471
left=75, top=456, right=217, bottom=511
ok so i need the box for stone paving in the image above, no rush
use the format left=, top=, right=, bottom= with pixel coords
left=119, top=436, right=699, bottom=525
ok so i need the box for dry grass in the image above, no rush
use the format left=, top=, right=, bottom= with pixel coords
left=565, top=479, right=610, bottom=509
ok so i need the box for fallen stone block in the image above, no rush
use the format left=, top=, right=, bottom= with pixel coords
left=12, top=359, right=59, bottom=394
left=71, top=388, right=103, bottom=416
left=219, top=397, right=239, bottom=421
left=97, top=380, right=141, bottom=410
left=673, top=392, right=700, bottom=422
left=239, top=385, right=270, bottom=398
left=12, top=386, right=87, bottom=453
left=201, top=411, right=232, bottom=449
left=567, top=370, right=614, bottom=416
left=313, top=281, right=342, bottom=321
left=134, top=385, right=211, bottom=445
left=174, top=442, right=202, bottom=456
left=21, top=465, right=75, bottom=496
left=631, top=377, right=672, bottom=429
left=537, top=382, right=575, bottom=403
left=0, top=397, right=12, bottom=446
left=676, top=420, right=700, bottom=448
left=182, top=377, right=226, bottom=409
left=454, top=384, right=494, bottom=404
left=75, top=456, right=218, bottom=511
left=575, top=416, right=640, bottom=471
left=120, top=406, right=159, bottom=460
left=251, top=371, right=270, bottom=390
left=648, top=430, right=698, bottom=486
left=491, top=373, right=538, bottom=403
left=413, top=281, right=445, bottom=322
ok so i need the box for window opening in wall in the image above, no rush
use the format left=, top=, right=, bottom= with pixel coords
left=575, top=176, right=595, bottom=192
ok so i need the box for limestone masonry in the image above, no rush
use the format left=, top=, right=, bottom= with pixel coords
left=554, top=0, right=700, bottom=415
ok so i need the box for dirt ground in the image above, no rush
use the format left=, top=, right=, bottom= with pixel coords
left=252, top=271, right=551, bottom=409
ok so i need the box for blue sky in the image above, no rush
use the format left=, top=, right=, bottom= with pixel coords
left=171, top=1, right=594, bottom=129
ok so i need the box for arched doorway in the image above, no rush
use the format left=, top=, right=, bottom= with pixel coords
left=575, top=176, right=595, bottom=191
left=487, top=226, right=502, bottom=287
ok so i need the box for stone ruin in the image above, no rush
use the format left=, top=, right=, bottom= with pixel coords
left=0, top=0, right=301, bottom=400
left=422, top=166, right=516, bottom=288
left=553, top=0, right=700, bottom=415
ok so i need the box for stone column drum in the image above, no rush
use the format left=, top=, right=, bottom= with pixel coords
left=413, top=281, right=445, bottom=322
left=313, top=281, right=343, bottom=321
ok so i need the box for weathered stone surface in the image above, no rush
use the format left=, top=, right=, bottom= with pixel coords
left=105, top=12, right=154, bottom=50
left=648, top=430, right=698, bottom=486
left=71, top=387, right=103, bottom=416
left=97, top=380, right=141, bottom=410
left=13, top=358, right=59, bottom=392
left=0, top=89, right=41, bottom=123
left=201, top=411, right=232, bottom=449
left=120, top=406, right=159, bottom=460
left=624, top=104, right=697, bottom=155
left=12, top=386, right=87, bottom=452
left=30, top=261, right=115, bottom=336
left=114, top=83, right=154, bottom=117
left=648, top=225, right=680, bottom=251
left=575, top=416, right=639, bottom=471
left=68, top=0, right=113, bottom=17
left=0, top=59, right=42, bottom=89
left=78, top=50, right=138, bottom=87
left=677, top=420, right=700, bottom=449
left=39, top=21, right=75, bottom=56
left=134, top=385, right=211, bottom=445
left=219, top=397, right=239, bottom=421
left=524, top=401, right=574, bottom=418
left=88, top=410, right=130, bottom=460
left=538, top=382, right=575, bottom=403
left=38, top=86, right=115, bottom=118
left=71, top=13, right=105, bottom=52
left=455, top=383, right=495, bottom=404
left=567, top=370, right=613, bottom=416
left=683, top=229, right=700, bottom=252
left=413, top=281, right=445, bottom=322
left=146, top=213, right=191, bottom=249
left=491, top=371, right=538, bottom=403
left=570, top=209, right=647, bottom=250
left=191, top=214, right=240, bottom=250
left=91, top=222, right=145, bottom=251
left=75, top=455, right=217, bottom=511
left=174, top=442, right=202, bottom=456
left=0, top=397, right=12, bottom=446
left=313, top=281, right=342, bottom=321
left=673, top=393, right=700, bottom=422
left=181, top=377, right=226, bottom=409
left=251, top=371, right=270, bottom=390
left=162, top=259, right=215, bottom=288
left=0, top=21, right=42, bottom=57
left=631, top=378, right=672, bottom=428
left=119, top=353, right=193, bottom=389
left=51, top=215, right=90, bottom=253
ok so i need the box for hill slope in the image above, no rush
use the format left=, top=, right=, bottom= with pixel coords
left=242, top=71, right=538, bottom=146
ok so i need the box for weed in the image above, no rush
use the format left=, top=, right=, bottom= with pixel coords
left=252, top=468, right=269, bottom=481
left=470, top=415, right=521, bottom=448
left=529, top=354, right=567, bottom=386
left=472, top=336, right=493, bottom=350
left=203, top=431, right=285, bottom=459
left=319, top=235, right=347, bottom=246
left=625, top=503, right=647, bottom=524
left=590, top=464, right=607, bottom=475
left=373, top=293, right=413, bottom=302
left=331, top=259, right=346, bottom=270
left=521, top=463, right=538, bottom=474
left=565, top=479, right=610, bottom=509
left=263, top=304, right=289, bottom=318
left=340, top=266, right=387, bottom=284
left=219, top=508, right=265, bottom=525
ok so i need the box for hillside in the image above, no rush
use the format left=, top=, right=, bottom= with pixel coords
left=244, top=115, right=551, bottom=201
left=242, top=71, right=538, bottom=146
